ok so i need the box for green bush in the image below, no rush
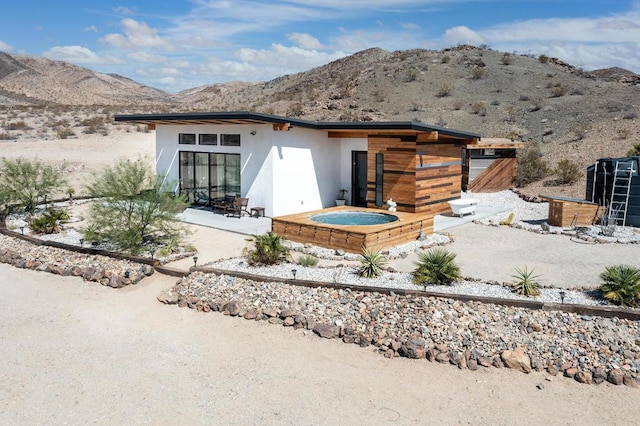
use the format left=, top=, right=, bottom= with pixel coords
left=244, top=232, right=290, bottom=265
left=599, top=265, right=640, bottom=306
left=298, top=254, right=319, bottom=267
left=515, top=143, right=550, bottom=187
left=30, top=208, right=70, bottom=234
left=511, top=266, right=540, bottom=297
left=357, top=247, right=387, bottom=278
left=555, top=159, right=582, bottom=185
left=0, top=157, right=67, bottom=213
left=413, top=247, right=461, bottom=286
left=627, top=143, right=640, bottom=156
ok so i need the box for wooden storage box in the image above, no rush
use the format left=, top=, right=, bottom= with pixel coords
left=540, top=195, right=600, bottom=227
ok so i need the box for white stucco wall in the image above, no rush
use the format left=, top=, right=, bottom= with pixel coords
left=154, top=124, right=366, bottom=217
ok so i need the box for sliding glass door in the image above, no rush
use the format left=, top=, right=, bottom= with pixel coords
left=179, top=151, right=240, bottom=204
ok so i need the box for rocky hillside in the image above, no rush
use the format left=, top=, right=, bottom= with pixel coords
left=1, top=46, right=639, bottom=198
left=0, top=52, right=169, bottom=105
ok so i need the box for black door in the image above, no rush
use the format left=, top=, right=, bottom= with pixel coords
left=352, top=151, right=367, bottom=207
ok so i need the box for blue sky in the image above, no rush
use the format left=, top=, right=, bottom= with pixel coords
left=1, top=1, right=639, bottom=93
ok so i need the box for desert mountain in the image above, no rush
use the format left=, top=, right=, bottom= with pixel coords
left=1, top=46, right=638, bottom=199
left=0, top=52, right=168, bottom=105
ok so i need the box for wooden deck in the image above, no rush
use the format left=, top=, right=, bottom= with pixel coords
left=272, top=206, right=433, bottom=253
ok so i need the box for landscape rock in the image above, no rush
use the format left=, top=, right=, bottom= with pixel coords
left=313, top=322, right=340, bottom=339
left=501, top=347, right=532, bottom=373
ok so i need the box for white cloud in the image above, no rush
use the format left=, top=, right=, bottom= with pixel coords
left=443, top=25, right=487, bottom=47
left=0, top=40, right=13, bottom=52
left=127, top=51, right=167, bottom=63
left=43, top=45, right=123, bottom=64
left=287, top=33, right=323, bottom=49
left=101, top=19, right=174, bottom=51
left=114, top=6, right=136, bottom=15
left=85, top=25, right=98, bottom=33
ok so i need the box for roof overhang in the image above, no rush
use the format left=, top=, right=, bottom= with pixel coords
left=114, top=111, right=481, bottom=141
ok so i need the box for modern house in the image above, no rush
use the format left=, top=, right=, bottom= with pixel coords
left=115, top=111, right=484, bottom=217
left=115, top=111, right=528, bottom=251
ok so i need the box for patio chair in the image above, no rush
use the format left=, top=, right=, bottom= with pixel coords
left=226, top=197, right=250, bottom=218
left=212, top=193, right=236, bottom=214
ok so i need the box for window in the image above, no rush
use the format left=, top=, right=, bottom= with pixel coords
left=199, top=134, right=217, bottom=145
left=179, top=151, right=241, bottom=204
left=221, top=134, right=241, bottom=146
left=375, top=153, right=384, bottom=207
left=179, top=133, right=196, bottom=145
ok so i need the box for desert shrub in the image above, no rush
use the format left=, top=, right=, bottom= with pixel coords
left=405, top=69, right=419, bottom=82
left=0, top=132, right=12, bottom=140
left=555, top=159, right=582, bottom=185
left=571, top=121, right=591, bottom=140
left=30, top=208, right=70, bottom=234
left=470, top=101, right=487, bottom=116
left=413, top=247, right=461, bottom=286
left=617, top=129, right=630, bottom=140
left=511, top=266, right=540, bottom=297
left=244, top=232, right=290, bottom=265
left=505, top=129, right=520, bottom=141
left=357, top=247, right=387, bottom=278
left=78, top=116, right=105, bottom=127
left=491, top=100, right=500, bottom=106
left=518, top=94, right=530, bottom=102
left=515, top=143, right=550, bottom=187
left=542, top=128, right=554, bottom=137
left=529, top=97, right=545, bottom=112
left=452, top=101, right=463, bottom=111
left=538, top=54, right=549, bottom=63
left=626, top=143, right=640, bottom=156
left=6, top=120, right=30, bottom=130
left=84, top=158, right=189, bottom=255
left=286, top=103, right=304, bottom=117
left=471, top=68, right=485, bottom=80
left=599, top=265, right=640, bottom=306
left=570, top=88, right=584, bottom=96
left=0, top=157, right=67, bottom=213
left=500, top=53, right=513, bottom=65
left=623, top=111, right=638, bottom=120
left=297, top=254, right=319, bottom=267
left=56, top=127, right=75, bottom=139
left=549, top=85, right=569, bottom=97
left=372, top=90, right=387, bottom=103
left=435, top=84, right=453, bottom=98
left=441, top=55, right=451, bottom=64
left=504, top=105, right=522, bottom=123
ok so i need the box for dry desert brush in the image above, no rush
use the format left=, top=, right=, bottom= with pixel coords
left=599, top=264, right=640, bottom=307
left=413, top=247, right=461, bottom=287
left=357, top=247, right=388, bottom=278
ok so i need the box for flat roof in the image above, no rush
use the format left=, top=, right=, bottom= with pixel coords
left=114, top=111, right=481, bottom=140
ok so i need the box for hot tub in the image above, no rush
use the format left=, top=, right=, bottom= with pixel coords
left=310, top=211, right=399, bottom=226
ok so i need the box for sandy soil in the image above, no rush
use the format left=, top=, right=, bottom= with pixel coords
left=1, top=264, right=639, bottom=425
left=0, top=130, right=155, bottom=195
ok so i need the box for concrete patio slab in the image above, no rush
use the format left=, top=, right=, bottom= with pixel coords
left=177, top=206, right=272, bottom=235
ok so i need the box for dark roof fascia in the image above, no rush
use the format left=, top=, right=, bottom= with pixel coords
left=114, top=111, right=480, bottom=140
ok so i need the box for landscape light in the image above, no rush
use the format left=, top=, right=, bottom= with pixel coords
left=559, top=290, right=566, bottom=305
left=150, top=249, right=156, bottom=260
left=193, top=256, right=198, bottom=267
left=79, top=238, right=84, bottom=246
left=291, top=269, right=297, bottom=279
left=19, top=225, right=25, bottom=235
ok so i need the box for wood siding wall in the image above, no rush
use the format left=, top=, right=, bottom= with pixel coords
left=468, top=156, right=517, bottom=192
left=366, top=134, right=463, bottom=214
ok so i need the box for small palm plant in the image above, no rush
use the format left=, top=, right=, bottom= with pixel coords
left=244, top=232, right=290, bottom=265
left=413, top=247, right=461, bottom=286
left=357, top=247, right=388, bottom=278
left=511, top=266, right=541, bottom=296
left=599, top=264, right=640, bottom=306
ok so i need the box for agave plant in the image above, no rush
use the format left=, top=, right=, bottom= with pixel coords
left=357, top=247, right=388, bottom=278
left=599, top=264, right=640, bottom=306
left=413, top=247, right=461, bottom=286
left=244, top=232, right=290, bottom=265
left=511, top=266, right=541, bottom=296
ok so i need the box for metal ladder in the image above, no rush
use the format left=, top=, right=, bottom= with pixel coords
left=607, top=160, right=636, bottom=226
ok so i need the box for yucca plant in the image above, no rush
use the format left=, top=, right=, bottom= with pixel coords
left=244, top=232, right=290, bottom=265
left=357, top=247, right=388, bottom=278
left=29, top=208, right=70, bottom=234
left=599, top=264, right=640, bottom=306
left=413, top=247, right=461, bottom=286
left=511, top=266, right=541, bottom=296
left=298, top=254, right=319, bottom=267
